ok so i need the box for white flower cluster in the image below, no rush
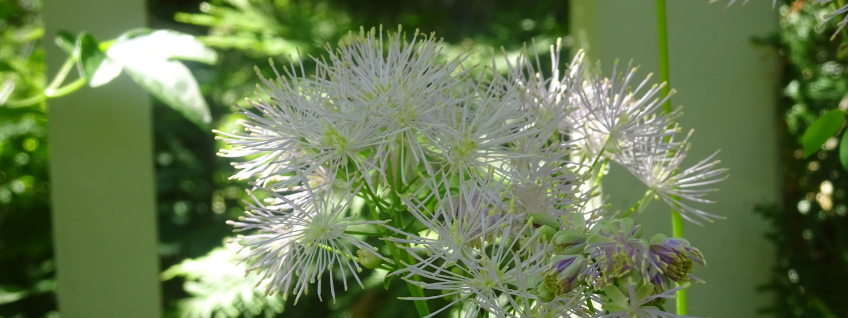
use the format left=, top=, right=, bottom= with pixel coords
left=217, top=26, right=726, bottom=317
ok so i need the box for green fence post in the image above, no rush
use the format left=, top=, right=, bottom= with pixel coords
left=44, top=0, right=161, bottom=317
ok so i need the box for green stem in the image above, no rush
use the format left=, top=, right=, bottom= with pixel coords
left=343, top=230, right=384, bottom=237
left=655, top=0, right=686, bottom=315
left=380, top=146, right=431, bottom=317
left=593, top=158, right=609, bottom=189
left=3, top=94, right=46, bottom=108
left=47, top=78, right=86, bottom=97
left=44, top=53, right=79, bottom=96
left=620, top=191, right=652, bottom=219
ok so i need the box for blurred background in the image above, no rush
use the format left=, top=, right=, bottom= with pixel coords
left=1, top=0, right=847, bottom=317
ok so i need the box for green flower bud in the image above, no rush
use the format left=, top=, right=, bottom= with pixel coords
left=540, top=255, right=586, bottom=298
left=552, top=230, right=589, bottom=255
left=538, top=225, right=557, bottom=242
left=528, top=213, right=560, bottom=229
left=356, top=249, right=383, bottom=269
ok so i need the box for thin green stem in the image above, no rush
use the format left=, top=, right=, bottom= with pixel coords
left=343, top=230, right=384, bottom=237
left=3, top=94, right=46, bottom=108
left=381, top=145, right=431, bottom=317
left=620, top=191, right=653, bottom=219
left=44, top=53, right=79, bottom=96
left=47, top=78, right=86, bottom=97
left=655, top=0, right=686, bottom=315
left=592, top=158, right=609, bottom=190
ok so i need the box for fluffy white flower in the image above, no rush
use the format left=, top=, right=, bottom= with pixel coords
left=316, top=26, right=470, bottom=183
left=573, top=61, right=679, bottom=159
left=617, top=133, right=728, bottom=224
left=385, top=174, right=547, bottom=318
left=229, top=181, right=388, bottom=303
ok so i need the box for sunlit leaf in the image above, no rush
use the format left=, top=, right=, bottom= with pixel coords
left=89, top=57, right=123, bottom=88
left=107, top=29, right=217, bottom=64
left=801, top=109, right=845, bottom=157
left=121, top=58, right=211, bottom=128
left=76, top=33, right=108, bottom=85
left=840, top=131, right=848, bottom=171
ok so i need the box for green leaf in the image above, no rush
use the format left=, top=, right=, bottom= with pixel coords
left=840, top=132, right=848, bottom=171
left=55, top=30, right=76, bottom=54
left=383, top=274, right=394, bottom=290
left=122, top=58, right=211, bottom=128
left=89, top=58, right=122, bottom=88
left=801, top=109, right=845, bottom=158
left=107, top=29, right=217, bottom=64
left=76, top=33, right=108, bottom=84
left=0, top=60, right=13, bottom=72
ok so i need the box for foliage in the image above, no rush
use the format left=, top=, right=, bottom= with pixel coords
left=0, top=1, right=57, bottom=317
left=756, top=2, right=848, bottom=317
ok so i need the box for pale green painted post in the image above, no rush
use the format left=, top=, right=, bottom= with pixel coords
left=571, top=1, right=779, bottom=317
left=44, top=0, right=162, bottom=317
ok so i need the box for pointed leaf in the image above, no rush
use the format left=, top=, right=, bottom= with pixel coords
left=107, top=29, right=217, bottom=64
left=383, top=274, right=394, bottom=290
left=801, top=109, right=845, bottom=157
left=76, top=33, right=108, bottom=84
left=122, top=58, right=211, bottom=128
left=89, top=57, right=123, bottom=88
left=840, top=131, right=848, bottom=171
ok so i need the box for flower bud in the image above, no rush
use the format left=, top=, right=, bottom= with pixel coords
left=528, top=213, right=560, bottom=229
left=356, top=249, right=383, bottom=269
left=648, top=233, right=705, bottom=283
left=552, top=230, right=589, bottom=255
left=538, top=225, right=557, bottom=242
left=539, top=255, right=586, bottom=299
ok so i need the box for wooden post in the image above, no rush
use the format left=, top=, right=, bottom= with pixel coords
left=44, top=0, right=162, bottom=317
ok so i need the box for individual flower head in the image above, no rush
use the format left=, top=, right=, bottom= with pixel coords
left=393, top=213, right=548, bottom=318
left=597, top=282, right=694, bottom=318
left=507, top=39, right=587, bottom=141
left=429, top=62, right=541, bottom=187
left=385, top=170, right=511, bottom=269
left=648, top=233, right=706, bottom=284
left=617, top=133, right=728, bottom=224
left=216, top=55, right=389, bottom=191
left=584, top=218, right=655, bottom=289
left=386, top=173, right=548, bottom=317
left=317, top=25, right=470, bottom=183
left=506, top=147, right=588, bottom=220
left=535, top=254, right=588, bottom=302
left=228, top=179, right=388, bottom=303
left=572, top=60, right=680, bottom=159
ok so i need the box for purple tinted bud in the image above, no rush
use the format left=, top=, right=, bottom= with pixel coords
left=648, top=233, right=706, bottom=283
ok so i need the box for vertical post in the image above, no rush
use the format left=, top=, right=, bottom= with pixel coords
left=571, top=0, right=779, bottom=316
left=44, top=0, right=161, bottom=317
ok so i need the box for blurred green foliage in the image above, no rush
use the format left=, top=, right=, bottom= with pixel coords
left=0, top=1, right=58, bottom=317
left=755, top=2, right=848, bottom=317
